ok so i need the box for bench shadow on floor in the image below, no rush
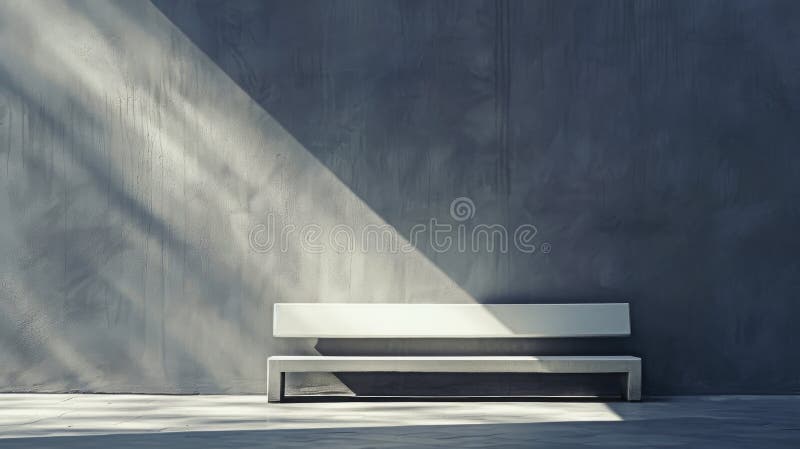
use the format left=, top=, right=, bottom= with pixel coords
left=280, top=394, right=623, bottom=403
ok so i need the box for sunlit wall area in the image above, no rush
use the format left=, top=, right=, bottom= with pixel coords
left=0, top=0, right=471, bottom=393
left=1, top=0, right=799, bottom=394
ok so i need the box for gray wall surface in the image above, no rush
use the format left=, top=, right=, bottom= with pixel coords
left=1, top=0, right=799, bottom=395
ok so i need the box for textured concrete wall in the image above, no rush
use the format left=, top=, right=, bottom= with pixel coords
left=1, top=0, right=799, bottom=395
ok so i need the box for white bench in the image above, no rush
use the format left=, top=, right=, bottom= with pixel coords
left=268, top=303, right=641, bottom=402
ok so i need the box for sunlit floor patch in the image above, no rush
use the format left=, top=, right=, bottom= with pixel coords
left=0, top=393, right=623, bottom=438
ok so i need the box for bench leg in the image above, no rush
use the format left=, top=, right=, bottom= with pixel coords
left=625, top=363, right=642, bottom=401
left=267, top=361, right=285, bottom=403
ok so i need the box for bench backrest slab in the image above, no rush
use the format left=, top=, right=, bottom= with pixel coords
left=273, top=303, right=630, bottom=338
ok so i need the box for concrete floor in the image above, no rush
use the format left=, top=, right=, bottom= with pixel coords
left=0, top=394, right=798, bottom=448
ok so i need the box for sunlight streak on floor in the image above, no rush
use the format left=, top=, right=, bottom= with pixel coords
left=0, top=393, right=624, bottom=439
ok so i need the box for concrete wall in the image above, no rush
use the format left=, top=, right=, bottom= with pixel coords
left=1, top=0, right=799, bottom=395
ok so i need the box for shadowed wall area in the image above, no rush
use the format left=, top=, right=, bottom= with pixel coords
left=1, top=0, right=799, bottom=395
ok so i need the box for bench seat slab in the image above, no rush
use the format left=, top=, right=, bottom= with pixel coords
left=267, top=355, right=641, bottom=402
